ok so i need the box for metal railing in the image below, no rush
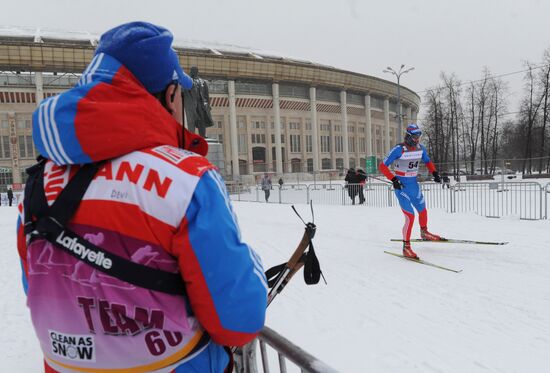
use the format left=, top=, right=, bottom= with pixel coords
left=235, top=326, right=339, bottom=373
left=227, top=181, right=550, bottom=221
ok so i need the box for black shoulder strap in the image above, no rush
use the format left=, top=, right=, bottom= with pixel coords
left=24, top=161, right=187, bottom=296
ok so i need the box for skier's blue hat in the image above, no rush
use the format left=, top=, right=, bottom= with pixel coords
left=95, top=21, right=193, bottom=93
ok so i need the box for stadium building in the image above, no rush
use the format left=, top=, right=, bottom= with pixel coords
left=0, top=26, right=420, bottom=189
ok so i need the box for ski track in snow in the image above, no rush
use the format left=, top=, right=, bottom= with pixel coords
left=2, top=202, right=550, bottom=372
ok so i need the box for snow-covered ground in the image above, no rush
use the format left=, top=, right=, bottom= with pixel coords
left=2, top=202, right=550, bottom=372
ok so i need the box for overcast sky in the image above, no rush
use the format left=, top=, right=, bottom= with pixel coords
left=1, top=0, right=550, bottom=117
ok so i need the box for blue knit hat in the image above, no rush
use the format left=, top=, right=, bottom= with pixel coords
left=95, top=21, right=193, bottom=93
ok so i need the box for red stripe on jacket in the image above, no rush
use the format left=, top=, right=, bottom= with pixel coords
left=379, top=162, right=395, bottom=180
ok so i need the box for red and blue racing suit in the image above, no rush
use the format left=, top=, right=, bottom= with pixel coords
left=379, top=143, right=437, bottom=241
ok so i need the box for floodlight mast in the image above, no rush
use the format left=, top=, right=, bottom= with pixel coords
left=383, top=65, right=415, bottom=137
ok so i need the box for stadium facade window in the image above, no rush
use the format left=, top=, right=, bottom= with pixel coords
left=359, top=138, right=366, bottom=153
left=1, top=136, right=10, bottom=158
left=289, top=121, right=300, bottom=130
left=335, top=136, right=343, bottom=153
left=347, top=92, right=364, bottom=106
left=306, top=135, right=313, bottom=152
left=371, top=96, right=384, bottom=110
left=271, top=135, right=284, bottom=144
left=316, top=88, right=340, bottom=102
left=16, top=120, right=31, bottom=129
left=279, top=84, right=309, bottom=99
left=237, top=116, right=246, bottom=129
left=320, top=136, right=330, bottom=153
left=305, top=121, right=312, bottom=131
left=235, top=81, right=271, bottom=96
left=252, top=120, right=265, bottom=129
left=238, top=134, right=247, bottom=153
left=291, top=159, right=302, bottom=173
left=320, top=120, right=330, bottom=132
left=349, top=158, right=356, bottom=169
left=321, top=158, right=331, bottom=170
left=0, top=169, right=13, bottom=187
left=290, top=134, right=301, bottom=153
left=207, top=80, right=228, bottom=94
left=251, top=134, right=266, bottom=144
left=348, top=137, right=355, bottom=153
left=336, top=158, right=344, bottom=170
left=18, top=135, right=35, bottom=159
left=307, top=158, right=313, bottom=172
left=389, top=101, right=398, bottom=113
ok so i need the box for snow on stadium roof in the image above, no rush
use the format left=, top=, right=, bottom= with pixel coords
left=0, top=25, right=318, bottom=66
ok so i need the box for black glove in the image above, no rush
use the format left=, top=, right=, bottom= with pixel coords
left=432, top=171, right=441, bottom=183
left=391, top=177, right=403, bottom=190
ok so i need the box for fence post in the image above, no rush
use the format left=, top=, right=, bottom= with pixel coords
left=540, top=185, right=544, bottom=220
left=306, top=185, right=310, bottom=204
left=450, top=184, right=454, bottom=213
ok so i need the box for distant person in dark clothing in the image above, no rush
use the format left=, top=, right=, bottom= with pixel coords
left=356, top=169, right=367, bottom=204
left=278, top=177, right=284, bottom=189
left=7, top=187, right=13, bottom=206
left=261, top=174, right=272, bottom=202
left=442, top=173, right=451, bottom=189
left=345, top=168, right=359, bottom=204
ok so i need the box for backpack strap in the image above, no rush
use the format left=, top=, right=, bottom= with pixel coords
left=23, top=161, right=187, bottom=296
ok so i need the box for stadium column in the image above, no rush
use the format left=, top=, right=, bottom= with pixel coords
left=365, top=93, right=373, bottom=156
left=35, top=72, right=44, bottom=103
left=266, top=112, right=273, bottom=171
left=309, top=87, right=320, bottom=173
left=384, top=97, right=390, bottom=154
left=8, top=112, right=21, bottom=184
left=340, top=90, right=349, bottom=170
left=399, top=103, right=404, bottom=138
left=300, top=117, right=306, bottom=172
left=272, top=83, right=283, bottom=175
left=412, top=108, right=418, bottom=122
left=284, top=119, right=291, bottom=173
left=228, top=80, right=240, bottom=179
left=329, top=118, right=335, bottom=169
left=406, top=106, right=412, bottom=126
left=245, top=115, right=253, bottom=174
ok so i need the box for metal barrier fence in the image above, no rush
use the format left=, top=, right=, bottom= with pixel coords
left=227, top=181, right=550, bottom=220
left=451, top=182, right=544, bottom=220
left=235, top=326, right=339, bottom=373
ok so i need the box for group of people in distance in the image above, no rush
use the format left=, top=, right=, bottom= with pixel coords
left=344, top=167, right=367, bottom=205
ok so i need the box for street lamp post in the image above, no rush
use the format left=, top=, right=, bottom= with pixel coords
left=383, top=64, right=414, bottom=138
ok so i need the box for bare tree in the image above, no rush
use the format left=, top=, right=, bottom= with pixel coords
left=537, top=49, right=550, bottom=173
left=520, top=62, right=545, bottom=173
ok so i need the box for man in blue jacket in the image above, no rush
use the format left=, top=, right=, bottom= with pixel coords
left=18, top=22, right=267, bottom=373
